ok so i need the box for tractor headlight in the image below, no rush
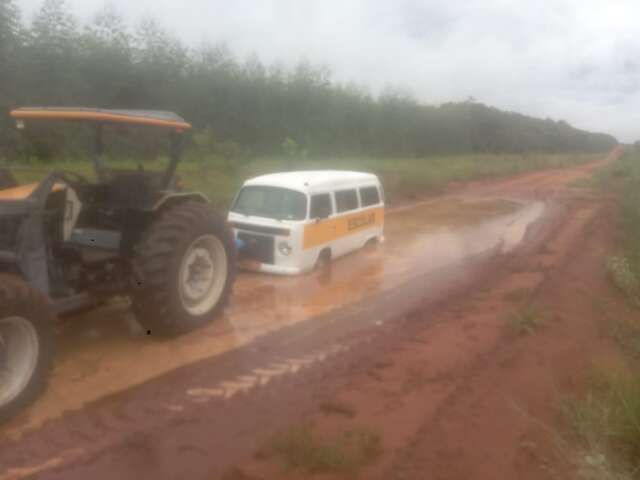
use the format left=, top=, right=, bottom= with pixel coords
left=278, top=241, right=293, bottom=256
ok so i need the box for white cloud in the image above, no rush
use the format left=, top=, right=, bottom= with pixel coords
left=18, top=0, right=640, bottom=141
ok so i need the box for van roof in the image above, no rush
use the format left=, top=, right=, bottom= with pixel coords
left=243, top=170, right=379, bottom=193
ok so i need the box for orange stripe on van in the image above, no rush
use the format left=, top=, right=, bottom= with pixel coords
left=303, top=206, right=384, bottom=250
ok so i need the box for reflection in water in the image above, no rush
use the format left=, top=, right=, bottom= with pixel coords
left=500, top=202, right=545, bottom=253
left=383, top=200, right=545, bottom=274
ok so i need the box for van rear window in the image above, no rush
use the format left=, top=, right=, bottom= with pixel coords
left=335, top=189, right=359, bottom=213
left=360, top=186, right=380, bottom=207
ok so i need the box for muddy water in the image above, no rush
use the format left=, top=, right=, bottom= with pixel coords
left=3, top=197, right=545, bottom=438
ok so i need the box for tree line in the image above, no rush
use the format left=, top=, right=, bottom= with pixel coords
left=0, top=0, right=617, bottom=162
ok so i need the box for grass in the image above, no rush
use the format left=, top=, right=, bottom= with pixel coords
left=607, top=256, right=640, bottom=307
left=610, top=317, right=640, bottom=362
left=503, top=287, right=534, bottom=303
left=562, top=148, right=640, bottom=480
left=261, top=425, right=382, bottom=474
left=3, top=152, right=601, bottom=209
left=591, top=150, right=640, bottom=307
left=565, top=366, right=640, bottom=480
left=508, top=304, right=545, bottom=336
left=593, top=296, right=640, bottom=361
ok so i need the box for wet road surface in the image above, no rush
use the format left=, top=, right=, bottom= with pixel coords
left=1, top=195, right=545, bottom=443
left=1, top=154, right=615, bottom=479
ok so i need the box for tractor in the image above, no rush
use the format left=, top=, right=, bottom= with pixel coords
left=0, top=108, right=236, bottom=421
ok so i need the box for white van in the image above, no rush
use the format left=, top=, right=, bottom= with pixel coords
left=228, top=171, right=384, bottom=275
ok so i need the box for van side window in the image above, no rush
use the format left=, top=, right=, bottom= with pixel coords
left=360, top=186, right=380, bottom=207
left=310, top=193, right=333, bottom=219
left=335, top=189, right=359, bottom=213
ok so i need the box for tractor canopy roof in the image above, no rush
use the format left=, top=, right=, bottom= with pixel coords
left=10, top=107, right=191, bottom=132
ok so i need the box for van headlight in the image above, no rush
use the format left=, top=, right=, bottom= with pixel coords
left=278, top=241, right=293, bottom=256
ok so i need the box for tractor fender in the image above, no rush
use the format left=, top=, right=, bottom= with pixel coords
left=151, top=192, right=210, bottom=212
left=123, top=193, right=212, bottom=255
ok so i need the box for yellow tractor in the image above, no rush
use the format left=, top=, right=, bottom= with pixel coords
left=0, top=108, right=236, bottom=421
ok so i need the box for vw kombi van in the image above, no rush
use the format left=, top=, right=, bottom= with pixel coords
left=228, top=171, right=384, bottom=274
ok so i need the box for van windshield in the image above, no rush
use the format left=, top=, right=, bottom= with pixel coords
left=232, top=186, right=308, bottom=221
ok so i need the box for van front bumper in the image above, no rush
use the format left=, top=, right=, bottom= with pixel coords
left=238, top=259, right=303, bottom=276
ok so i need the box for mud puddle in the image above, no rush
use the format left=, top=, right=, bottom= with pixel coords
left=2, top=197, right=546, bottom=438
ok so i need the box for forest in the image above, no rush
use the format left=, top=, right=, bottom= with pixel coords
left=0, top=0, right=617, bottom=162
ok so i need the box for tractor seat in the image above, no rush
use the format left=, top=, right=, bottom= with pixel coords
left=0, top=182, right=65, bottom=201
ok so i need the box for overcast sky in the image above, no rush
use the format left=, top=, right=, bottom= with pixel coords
left=18, top=0, right=640, bottom=142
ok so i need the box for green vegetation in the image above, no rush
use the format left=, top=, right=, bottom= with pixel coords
left=565, top=366, right=640, bottom=480
left=9, top=152, right=601, bottom=208
left=563, top=149, right=640, bottom=480
left=0, top=0, right=616, bottom=164
left=593, top=151, right=640, bottom=305
left=607, top=257, right=640, bottom=307
left=262, top=425, right=382, bottom=474
left=503, top=288, right=535, bottom=303
left=0, top=0, right=614, bottom=207
left=508, top=304, right=545, bottom=336
left=609, top=317, right=640, bottom=362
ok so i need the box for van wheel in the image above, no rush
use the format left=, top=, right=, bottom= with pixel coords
left=364, top=237, right=379, bottom=250
left=315, top=249, right=332, bottom=270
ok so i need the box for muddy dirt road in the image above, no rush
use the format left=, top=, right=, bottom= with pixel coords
left=0, top=152, right=619, bottom=479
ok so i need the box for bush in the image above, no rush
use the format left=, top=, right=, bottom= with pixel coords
left=607, top=256, right=640, bottom=306
left=266, top=425, right=382, bottom=474
left=567, top=368, right=640, bottom=478
left=599, top=151, right=640, bottom=307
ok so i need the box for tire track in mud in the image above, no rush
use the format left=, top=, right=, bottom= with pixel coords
left=187, top=343, right=350, bottom=401
left=0, top=241, right=502, bottom=480
left=1, top=231, right=544, bottom=480
left=0, top=334, right=362, bottom=479
left=376, top=202, right=616, bottom=480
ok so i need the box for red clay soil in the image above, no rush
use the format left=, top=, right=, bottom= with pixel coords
left=0, top=154, right=625, bottom=480
left=234, top=169, right=629, bottom=478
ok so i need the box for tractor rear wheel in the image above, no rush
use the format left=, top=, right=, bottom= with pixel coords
left=132, top=201, right=236, bottom=336
left=0, top=275, right=55, bottom=422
